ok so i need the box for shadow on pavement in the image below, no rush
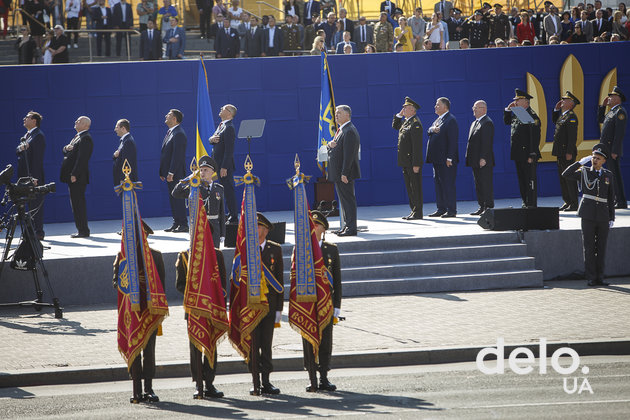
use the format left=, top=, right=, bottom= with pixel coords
left=0, top=318, right=113, bottom=336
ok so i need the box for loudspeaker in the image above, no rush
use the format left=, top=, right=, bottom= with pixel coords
left=224, top=223, right=238, bottom=248
left=267, top=222, right=286, bottom=244
left=478, top=207, right=559, bottom=231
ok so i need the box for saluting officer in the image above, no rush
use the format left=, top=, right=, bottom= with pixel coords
left=562, top=143, right=615, bottom=287
left=175, top=222, right=227, bottom=399
left=552, top=91, right=580, bottom=211
left=303, top=210, right=342, bottom=392
left=172, top=156, right=225, bottom=247
left=392, top=96, right=423, bottom=220
left=250, top=212, right=284, bottom=395
left=504, top=89, right=541, bottom=208
left=598, top=86, right=627, bottom=209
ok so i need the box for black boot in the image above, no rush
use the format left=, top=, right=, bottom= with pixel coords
left=193, top=381, right=205, bottom=399
left=306, top=370, right=318, bottom=392
left=143, top=378, right=159, bottom=402
left=130, top=378, right=144, bottom=403
left=205, top=381, right=224, bottom=398
left=261, top=373, right=280, bottom=395
left=319, top=373, right=337, bottom=391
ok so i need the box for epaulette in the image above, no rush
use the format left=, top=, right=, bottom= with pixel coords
left=322, top=241, right=338, bottom=249
left=266, top=239, right=281, bottom=248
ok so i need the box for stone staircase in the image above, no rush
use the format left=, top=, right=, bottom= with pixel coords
left=269, top=232, right=543, bottom=296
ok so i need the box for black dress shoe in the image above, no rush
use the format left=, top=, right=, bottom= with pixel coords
left=249, top=386, right=261, bottom=396
left=406, top=213, right=423, bottom=220
left=143, top=390, right=159, bottom=402
left=333, top=228, right=346, bottom=235
left=596, top=280, right=609, bottom=286
left=587, top=280, right=608, bottom=287
left=164, top=224, right=178, bottom=232
left=318, top=378, right=337, bottom=391
left=173, top=225, right=189, bottom=233
left=564, top=205, right=578, bottom=212
left=204, top=385, right=224, bottom=398
left=470, top=208, right=484, bottom=216
left=337, top=229, right=357, bottom=237
left=261, top=382, right=281, bottom=394
left=70, top=232, right=89, bottom=238
left=440, top=213, right=456, bottom=218
left=428, top=210, right=446, bottom=217
left=559, top=203, right=570, bottom=211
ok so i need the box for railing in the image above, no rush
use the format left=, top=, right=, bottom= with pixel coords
left=255, top=1, right=286, bottom=17
left=15, top=8, right=47, bottom=31
left=63, top=29, right=141, bottom=62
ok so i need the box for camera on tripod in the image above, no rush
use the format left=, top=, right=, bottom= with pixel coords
left=0, top=164, right=56, bottom=206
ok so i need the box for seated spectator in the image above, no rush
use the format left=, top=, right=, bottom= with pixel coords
left=570, top=22, right=587, bottom=42
left=495, top=38, right=507, bottom=47
left=612, top=10, right=628, bottom=39
left=459, top=37, right=469, bottom=49
left=508, top=37, right=518, bottom=46
left=521, top=39, right=532, bottom=45
left=488, top=40, right=496, bottom=47
left=310, top=35, right=325, bottom=54
left=364, top=43, right=376, bottom=53
left=394, top=41, right=403, bottom=51
left=610, top=33, right=621, bottom=41
left=423, top=38, right=433, bottom=50
left=548, top=35, right=560, bottom=43
left=335, top=30, right=356, bottom=54
left=344, top=43, right=353, bottom=54
left=560, top=11, right=573, bottom=40
left=15, top=26, right=37, bottom=64
left=593, top=35, right=604, bottom=41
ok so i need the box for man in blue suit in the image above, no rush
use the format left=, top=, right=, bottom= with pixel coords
left=160, top=109, right=188, bottom=232
left=426, top=97, right=459, bottom=218
left=164, top=17, right=185, bottom=59
left=210, top=104, right=238, bottom=224
left=17, top=111, right=46, bottom=240
left=112, top=0, right=134, bottom=56
left=335, top=31, right=357, bottom=54
left=112, top=119, right=137, bottom=186
left=215, top=18, right=240, bottom=58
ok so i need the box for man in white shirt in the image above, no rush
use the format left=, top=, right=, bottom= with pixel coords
left=65, top=0, right=81, bottom=47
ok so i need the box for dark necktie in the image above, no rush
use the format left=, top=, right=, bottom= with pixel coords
left=361, top=26, right=365, bottom=42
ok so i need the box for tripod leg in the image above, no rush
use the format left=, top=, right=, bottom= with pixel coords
left=0, top=216, right=18, bottom=281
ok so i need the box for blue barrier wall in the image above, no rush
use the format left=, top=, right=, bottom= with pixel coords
left=2, top=42, right=629, bottom=223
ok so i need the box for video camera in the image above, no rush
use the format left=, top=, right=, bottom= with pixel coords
left=0, top=164, right=56, bottom=206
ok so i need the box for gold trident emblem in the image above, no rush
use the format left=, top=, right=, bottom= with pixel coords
left=242, top=155, right=255, bottom=184
left=294, top=154, right=300, bottom=175
left=189, top=157, right=201, bottom=187
left=121, top=159, right=134, bottom=191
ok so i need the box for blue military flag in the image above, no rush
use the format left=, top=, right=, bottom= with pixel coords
left=317, top=51, right=337, bottom=176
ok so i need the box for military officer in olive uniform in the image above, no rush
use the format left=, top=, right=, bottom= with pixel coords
left=250, top=212, right=284, bottom=396
left=504, top=89, right=542, bottom=208
left=175, top=222, right=227, bottom=399
left=392, top=97, right=423, bottom=220
left=552, top=91, right=580, bottom=211
left=562, top=143, right=615, bottom=287
left=598, top=86, right=627, bottom=209
left=172, top=156, right=225, bottom=247
left=282, top=15, right=301, bottom=54
left=302, top=210, right=342, bottom=392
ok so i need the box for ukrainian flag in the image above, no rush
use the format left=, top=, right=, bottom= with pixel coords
left=196, top=57, right=215, bottom=163
left=317, top=51, right=337, bottom=176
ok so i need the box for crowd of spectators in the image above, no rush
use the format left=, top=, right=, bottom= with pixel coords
left=11, top=0, right=630, bottom=64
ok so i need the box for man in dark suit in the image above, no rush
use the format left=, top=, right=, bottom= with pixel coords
left=353, top=16, right=374, bottom=52
left=112, top=0, right=134, bottom=56
left=303, top=0, right=321, bottom=26
left=562, top=144, right=615, bottom=287
left=139, top=19, right=162, bottom=60
left=504, top=89, right=541, bottom=208
left=164, top=17, right=186, bottom=59
left=244, top=15, right=263, bottom=57
left=338, top=8, right=354, bottom=37
left=17, top=110, right=46, bottom=240
left=465, top=100, right=495, bottom=215
left=380, top=0, right=396, bottom=15
left=196, top=0, right=213, bottom=38
left=335, top=30, right=357, bottom=53
left=426, top=97, right=459, bottom=218
left=552, top=91, right=579, bottom=212
left=592, top=8, right=610, bottom=38
left=249, top=213, right=284, bottom=396
left=210, top=104, right=238, bottom=224
left=317, top=12, right=337, bottom=50
left=93, top=0, right=112, bottom=56
left=327, top=105, right=361, bottom=236
left=209, top=13, right=225, bottom=42
left=598, top=86, right=627, bottom=209
left=159, top=109, right=188, bottom=232
left=215, top=18, right=240, bottom=58
left=60, top=116, right=93, bottom=238
left=262, top=15, right=284, bottom=56
left=302, top=210, right=342, bottom=392
left=392, top=97, right=423, bottom=220
left=112, top=119, right=137, bottom=186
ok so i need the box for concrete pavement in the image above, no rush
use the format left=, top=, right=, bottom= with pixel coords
left=1, top=278, right=629, bottom=387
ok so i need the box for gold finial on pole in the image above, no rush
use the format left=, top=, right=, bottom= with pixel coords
left=294, top=154, right=301, bottom=174
left=244, top=154, right=253, bottom=173
left=122, top=159, right=131, bottom=179
left=190, top=156, right=198, bottom=173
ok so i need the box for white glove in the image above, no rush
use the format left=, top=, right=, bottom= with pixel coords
left=220, top=237, right=225, bottom=244
left=609, top=220, right=614, bottom=228
left=579, top=156, right=592, bottom=165
left=274, top=311, right=282, bottom=324
left=333, top=307, right=340, bottom=318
